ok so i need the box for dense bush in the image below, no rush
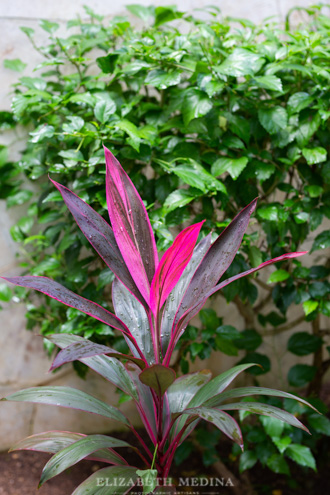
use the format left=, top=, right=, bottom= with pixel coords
left=0, top=2, right=329, bottom=482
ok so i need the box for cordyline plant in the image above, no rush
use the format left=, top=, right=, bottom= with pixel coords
left=1, top=147, right=318, bottom=494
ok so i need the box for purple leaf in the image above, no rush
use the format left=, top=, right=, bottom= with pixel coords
left=150, top=221, right=204, bottom=316
left=112, top=277, right=155, bottom=365
left=160, top=234, right=211, bottom=356
left=9, top=431, right=128, bottom=465
left=50, top=178, right=146, bottom=308
left=203, top=386, right=319, bottom=412
left=169, top=251, right=307, bottom=355
left=173, top=198, right=257, bottom=328
left=166, top=370, right=212, bottom=443
left=49, top=340, right=146, bottom=372
left=126, top=362, right=158, bottom=443
left=139, top=364, right=176, bottom=396
left=72, top=466, right=138, bottom=495
left=188, top=363, right=258, bottom=408
left=1, top=275, right=133, bottom=338
left=220, top=402, right=310, bottom=434
left=47, top=334, right=139, bottom=399
left=2, top=386, right=129, bottom=425
left=104, top=146, right=158, bottom=304
left=167, top=370, right=212, bottom=414
left=183, top=407, right=244, bottom=449
left=39, top=434, right=131, bottom=486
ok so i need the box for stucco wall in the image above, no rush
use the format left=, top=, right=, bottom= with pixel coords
left=0, top=0, right=327, bottom=451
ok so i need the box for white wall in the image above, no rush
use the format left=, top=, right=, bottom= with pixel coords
left=0, top=0, right=326, bottom=451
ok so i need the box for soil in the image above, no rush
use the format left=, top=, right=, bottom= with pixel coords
left=0, top=428, right=329, bottom=495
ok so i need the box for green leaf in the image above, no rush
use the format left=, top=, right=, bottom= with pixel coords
left=234, top=330, right=262, bottom=351
left=69, top=92, right=95, bottom=106
left=266, top=453, right=290, bottom=475
left=216, top=48, right=264, bottom=77
left=117, top=120, right=141, bottom=151
left=260, top=415, right=284, bottom=438
left=40, top=434, right=130, bottom=485
left=16, top=216, right=34, bottom=235
left=287, top=92, right=313, bottom=113
left=39, top=19, right=59, bottom=33
left=145, top=70, right=181, bottom=89
left=287, top=332, right=322, bottom=356
left=285, top=444, right=316, bottom=470
left=126, top=4, right=154, bottom=22
left=215, top=336, right=238, bottom=356
left=308, top=413, right=330, bottom=435
left=303, top=300, right=319, bottom=316
left=29, top=124, right=54, bottom=143
left=63, top=116, right=85, bottom=133
left=7, top=190, right=33, bottom=207
left=3, top=386, right=129, bottom=424
left=239, top=451, right=257, bottom=473
left=139, top=364, right=176, bottom=395
left=257, top=205, right=278, bottom=221
left=0, top=145, right=8, bottom=166
left=58, top=149, right=84, bottom=162
left=254, top=161, right=275, bottom=182
left=199, top=308, right=218, bottom=330
left=238, top=352, right=270, bottom=375
left=216, top=325, right=241, bottom=340
left=96, top=54, right=119, bottom=74
left=154, top=6, right=183, bottom=27
left=72, top=466, right=138, bottom=494
left=267, top=269, right=290, bottom=284
left=183, top=89, right=213, bottom=125
left=212, top=157, right=248, bottom=180
left=4, top=58, right=27, bottom=72
left=20, top=26, right=34, bottom=38
left=163, top=189, right=197, bottom=214
left=0, top=283, right=12, bottom=302
left=253, top=75, right=283, bottom=92
left=248, top=246, right=263, bottom=268
left=302, top=147, right=327, bottom=165
left=94, top=99, right=116, bottom=123
left=173, top=161, right=226, bottom=193
left=273, top=436, right=292, bottom=454
left=198, top=75, right=224, bottom=97
left=307, top=185, right=323, bottom=198
left=258, top=107, right=288, bottom=134
left=136, top=469, right=158, bottom=495
left=288, top=364, right=316, bottom=387
left=311, top=230, right=330, bottom=252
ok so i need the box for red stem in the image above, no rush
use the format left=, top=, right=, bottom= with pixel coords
left=162, top=425, right=189, bottom=478
left=130, top=426, right=154, bottom=461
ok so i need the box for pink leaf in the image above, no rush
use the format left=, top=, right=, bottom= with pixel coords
left=173, top=198, right=257, bottom=328
left=49, top=340, right=146, bottom=372
left=150, top=221, right=204, bottom=316
left=1, top=276, right=131, bottom=337
left=104, top=146, right=158, bottom=304
left=50, top=178, right=146, bottom=308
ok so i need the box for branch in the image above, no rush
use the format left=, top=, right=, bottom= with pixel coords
left=234, top=295, right=255, bottom=327
left=254, top=278, right=272, bottom=292
left=259, top=314, right=305, bottom=336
